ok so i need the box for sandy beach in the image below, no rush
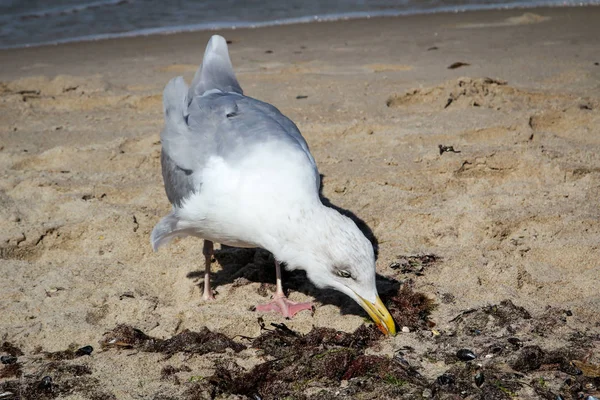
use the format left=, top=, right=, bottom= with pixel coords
left=1, top=5, right=600, bottom=399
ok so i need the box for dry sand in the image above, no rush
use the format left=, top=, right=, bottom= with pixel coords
left=1, top=5, right=600, bottom=399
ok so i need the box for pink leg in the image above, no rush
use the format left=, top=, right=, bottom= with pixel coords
left=201, top=240, right=216, bottom=301
left=255, top=260, right=313, bottom=318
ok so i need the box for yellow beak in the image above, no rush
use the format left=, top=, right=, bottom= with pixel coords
left=356, top=294, right=396, bottom=336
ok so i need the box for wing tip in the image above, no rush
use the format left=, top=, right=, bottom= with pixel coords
left=163, top=76, right=188, bottom=110
left=207, top=35, right=228, bottom=54
left=188, top=34, right=242, bottom=96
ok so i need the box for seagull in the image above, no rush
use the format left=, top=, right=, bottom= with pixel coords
left=151, top=35, right=396, bottom=335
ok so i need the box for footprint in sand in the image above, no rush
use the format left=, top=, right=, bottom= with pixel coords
left=385, top=77, right=595, bottom=112
left=1, top=74, right=163, bottom=112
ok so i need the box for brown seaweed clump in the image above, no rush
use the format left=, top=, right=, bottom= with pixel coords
left=182, top=323, right=427, bottom=400
left=385, top=283, right=437, bottom=330
left=100, top=325, right=245, bottom=355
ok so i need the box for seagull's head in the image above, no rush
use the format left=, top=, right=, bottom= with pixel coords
left=281, top=206, right=396, bottom=336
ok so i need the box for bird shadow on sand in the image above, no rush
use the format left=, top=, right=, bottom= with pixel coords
left=186, top=175, right=399, bottom=318
left=187, top=247, right=400, bottom=319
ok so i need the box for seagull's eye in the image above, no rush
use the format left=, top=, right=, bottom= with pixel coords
left=336, top=270, right=352, bottom=279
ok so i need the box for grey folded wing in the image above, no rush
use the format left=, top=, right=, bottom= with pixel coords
left=159, top=75, right=319, bottom=209
left=159, top=76, right=206, bottom=208
left=161, top=150, right=197, bottom=208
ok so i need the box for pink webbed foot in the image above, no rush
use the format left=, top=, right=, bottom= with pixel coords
left=255, top=294, right=313, bottom=319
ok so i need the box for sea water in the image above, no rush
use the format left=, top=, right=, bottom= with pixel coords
left=0, top=0, right=598, bottom=49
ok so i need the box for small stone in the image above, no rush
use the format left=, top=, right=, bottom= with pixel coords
left=456, top=349, right=477, bottom=361
left=436, top=373, right=455, bottom=385
left=401, top=326, right=410, bottom=333
left=38, top=376, right=52, bottom=391
left=75, top=345, right=94, bottom=356
left=422, top=388, right=432, bottom=398
left=474, top=372, right=485, bottom=387
left=1, top=355, right=17, bottom=365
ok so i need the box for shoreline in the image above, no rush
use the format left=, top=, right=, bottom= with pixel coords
left=2, top=2, right=598, bottom=51
left=1, top=5, right=599, bottom=97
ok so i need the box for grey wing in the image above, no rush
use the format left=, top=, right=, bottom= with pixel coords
left=186, top=93, right=318, bottom=173
left=246, top=98, right=313, bottom=157
left=159, top=77, right=214, bottom=207
left=161, top=149, right=196, bottom=207
left=238, top=96, right=319, bottom=186
left=152, top=77, right=212, bottom=251
left=161, top=76, right=204, bottom=171
left=189, top=35, right=243, bottom=98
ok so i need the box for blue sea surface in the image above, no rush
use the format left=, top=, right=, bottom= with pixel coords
left=0, top=0, right=598, bottom=49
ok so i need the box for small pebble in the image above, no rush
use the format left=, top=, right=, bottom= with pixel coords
left=456, top=349, right=477, bottom=361
left=75, top=345, right=94, bottom=356
left=474, top=372, right=485, bottom=387
left=436, top=373, right=455, bottom=385
left=1, top=355, right=17, bottom=365
left=38, top=376, right=52, bottom=390
left=401, top=326, right=410, bottom=333
left=447, top=61, right=470, bottom=69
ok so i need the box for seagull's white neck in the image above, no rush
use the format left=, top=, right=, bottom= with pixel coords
left=260, top=202, right=349, bottom=271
